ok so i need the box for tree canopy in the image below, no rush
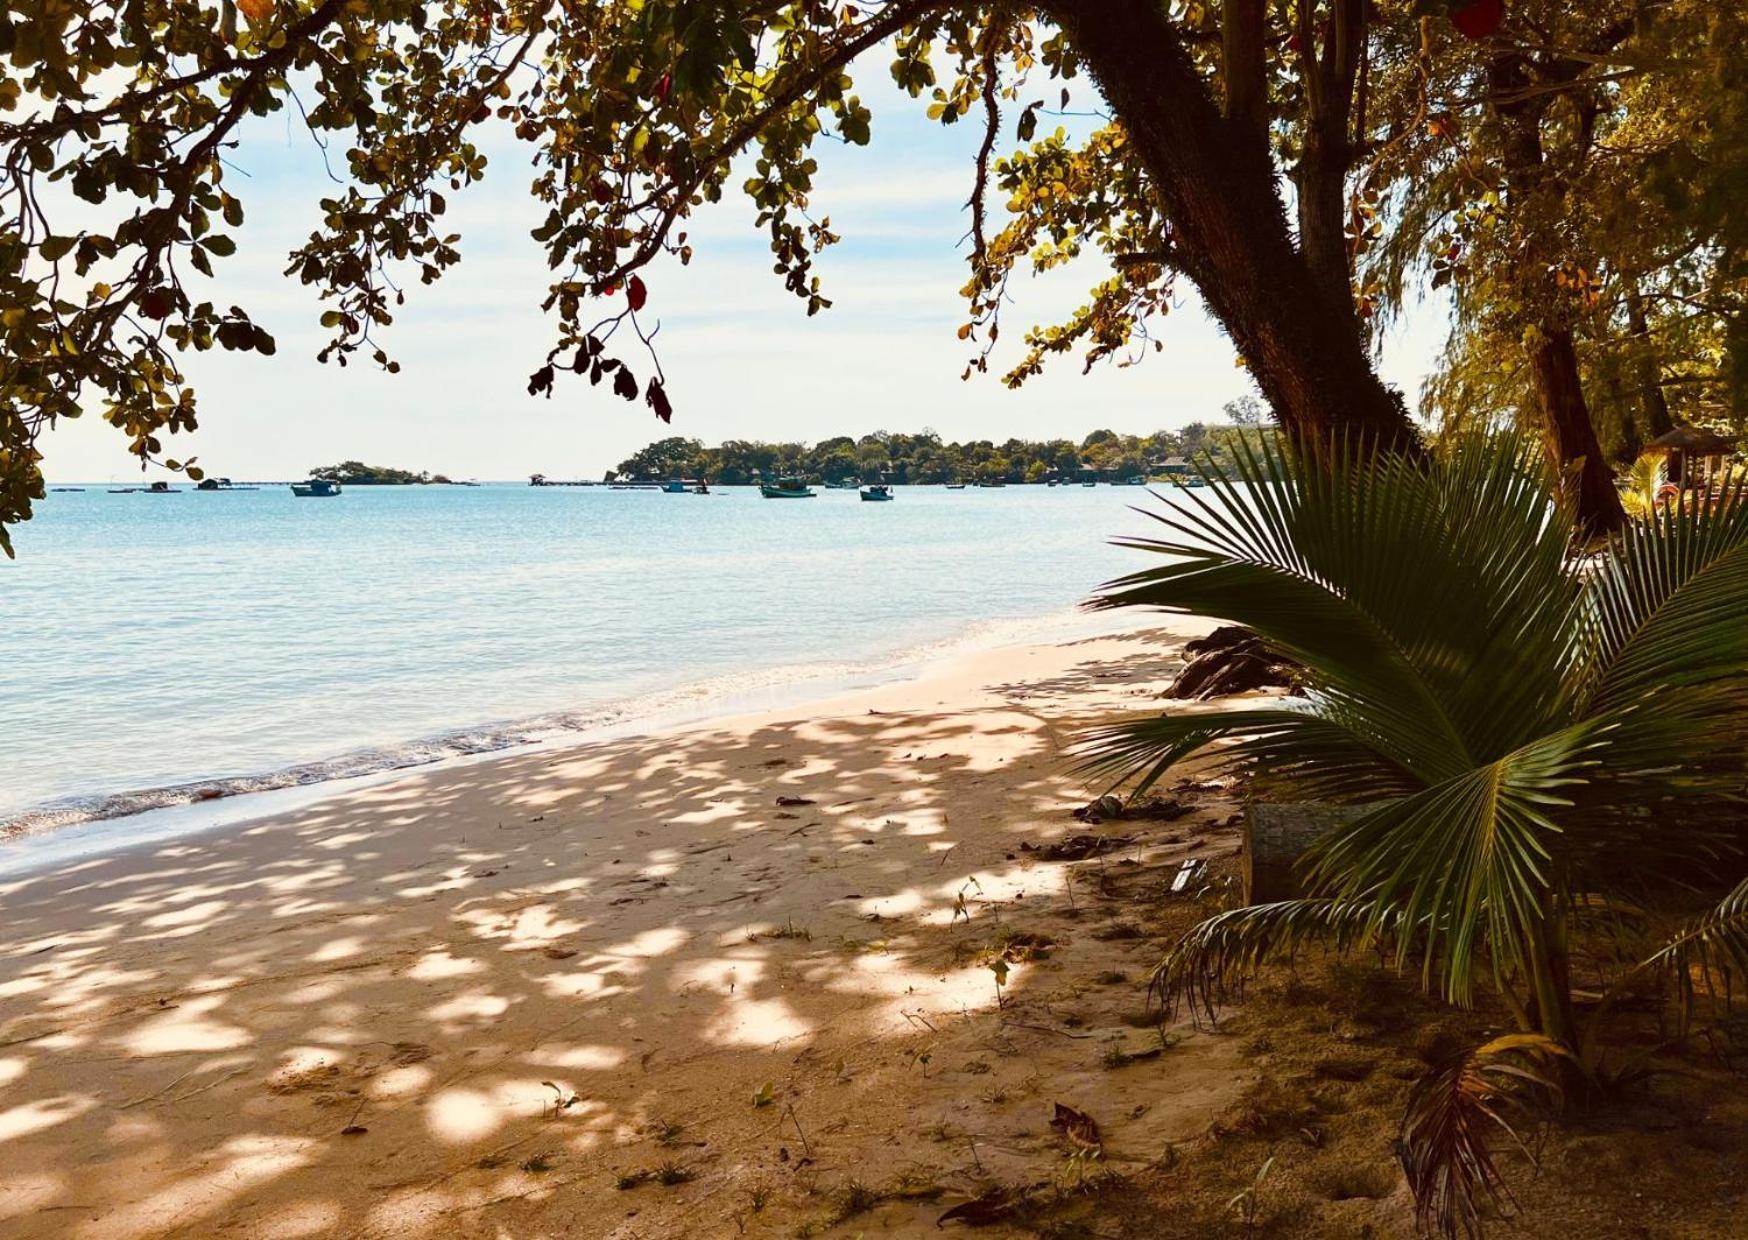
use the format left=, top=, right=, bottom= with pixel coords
left=610, top=423, right=1264, bottom=484
left=5, top=0, right=1738, bottom=552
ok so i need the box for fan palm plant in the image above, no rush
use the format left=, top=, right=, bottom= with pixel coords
left=1081, top=433, right=1748, bottom=1233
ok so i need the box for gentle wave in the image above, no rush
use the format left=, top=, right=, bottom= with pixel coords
left=0, top=606, right=1121, bottom=840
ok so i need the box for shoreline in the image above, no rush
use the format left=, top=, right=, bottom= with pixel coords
left=0, top=604, right=1143, bottom=865
left=0, top=614, right=1243, bottom=1239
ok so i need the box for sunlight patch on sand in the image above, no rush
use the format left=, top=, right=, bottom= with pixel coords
left=408, top=949, right=484, bottom=980
left=603, top=926, right=689, bottom=959
left=122, top=995, right=249, bottom=1054
left=369, top=1063, right=435, bottom=1100
left=307, top=936, right=366, bottom=963
left=426, top=989, right=510, bottom=1025
left=526, top=1042, right=627, bottom=1071
left=0, top=1094, right=96, bottom=1143
left=75, top=1134, right=312, bottom=1239
left=705, top=995, right=813, bottom=1047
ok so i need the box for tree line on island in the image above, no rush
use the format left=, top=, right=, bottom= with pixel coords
left=608, top=404, right=1270, bottom=486
left=309, top=461, right=470, bottom=486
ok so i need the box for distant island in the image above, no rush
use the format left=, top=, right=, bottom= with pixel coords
left=606, top=411, right=1269, bottom=486
left=310, top=461, right=469, bottom=486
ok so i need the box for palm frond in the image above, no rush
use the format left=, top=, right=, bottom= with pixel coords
left=1400, top=1034, right=1567, bottom=1240
left=1304, top=722, right=1609, bottom=1005
left=1075, top=706, right=1423, bottom=802
left=1587, top=479, right=1748, bottom=710
left=1151, top=898, right=1392, bottom=1020
left=1094, top=433, right=1584, bottom=783
left=1632, top=874, right=1748, bottom=1032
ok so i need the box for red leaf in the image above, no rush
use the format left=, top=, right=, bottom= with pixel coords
left=1451, top=0, right=1503, bottom=39
left=627, top=275, right=647, bottom=312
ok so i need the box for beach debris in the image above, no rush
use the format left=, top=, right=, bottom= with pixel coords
left=541, top=945, right=577, bottom=960
left=1071, top=793, right=1125, bottom=823
left=1126, top=796, right=1194, bottom=821
left=340, top=1124, right=369, bottom=1136
left=775, top=795, right=816, bottom=806
left=1170, top=857, right=1209, bottom=893
left=1164, top=625, right=1301, bottom=700
left=751, top=1081, right=776, bottom=1108
left=1049, top=1102, right=1102, bottom=1151
left=994, top=931, right=1055, bottom=962
left=1027, top=833, right=1133, bottom=861
left=937, top=1184, right=1039, bottom=1227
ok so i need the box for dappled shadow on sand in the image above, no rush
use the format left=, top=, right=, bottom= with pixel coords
left=0, top=643, right=1246, bottom=1238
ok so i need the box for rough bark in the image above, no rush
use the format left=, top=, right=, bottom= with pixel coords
left=1043, top=0, right=1420, bottom=453
left=1528, top=328, right=1626, bottom=535
left=1221, top=0, right=1268, bottom=144
left=1625, top=287, right=1675, bottom=444
left=1487, top=53, right=1626, bottom=533
left=1294, top=0, right=1366, bottom=333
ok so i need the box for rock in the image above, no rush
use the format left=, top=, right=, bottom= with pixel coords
left=1244, top=803, right=1378, bottom=903
left=1165, top=625, right=1301, bottom=699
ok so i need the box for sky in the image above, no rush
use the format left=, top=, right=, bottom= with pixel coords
left=42, top=63, right=1451, bottom=482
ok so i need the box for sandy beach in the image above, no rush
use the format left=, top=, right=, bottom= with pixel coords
left=0, top=618, right=1257, bottom=1239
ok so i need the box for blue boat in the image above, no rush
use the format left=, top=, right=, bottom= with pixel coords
left=859, top=484, right=894, bottom=502
left=291, top=479, right=342, bottom=498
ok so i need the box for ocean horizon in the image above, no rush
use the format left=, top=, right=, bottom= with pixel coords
left=1, top=481, right=1167, bottom=839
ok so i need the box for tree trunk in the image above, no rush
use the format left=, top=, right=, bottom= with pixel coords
left=1528, top=328, right=1626, bottom=534
left=1487, top=52, right=1624, bottom=534
left=1043, top=0, right=1419, bottom=453
left=1625, top=288, right=1674, bottom=444
left=1293, top=0, right=1366, bottom=335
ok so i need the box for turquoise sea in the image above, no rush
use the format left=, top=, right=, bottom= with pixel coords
left=0, top=482, right=1165, bottom=835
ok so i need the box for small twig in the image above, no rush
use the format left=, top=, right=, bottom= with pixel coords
left=782, top=1103, right=812, bottom=1160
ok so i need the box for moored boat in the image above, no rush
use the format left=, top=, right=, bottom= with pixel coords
left=290, top=479, right=342, bottom=498
left=760, top=477, right=816, bottom=499
left=944, top=482, right=967, bottom=490
left=859, top=484, right=894, bottom=502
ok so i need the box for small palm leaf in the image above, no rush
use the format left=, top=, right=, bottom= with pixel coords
left=1075, top=706, right=1421, bottom=802
left=1400, top=1034, right=1568, bottom=1240
left=1587, top=479, right=1748, bottom=709
left=1151, top=898, right=1392, bottom=1019
left=1632, top=875, right=1748, bottom=1033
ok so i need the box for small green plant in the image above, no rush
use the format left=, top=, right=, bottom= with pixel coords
left=831, top=1178, right=882, bottom=1221
left=752, top=1081, right=776, bottom=1108
left=989, top=956, right=1010, bottom=1009
left=1227, top=1154, right=1274, bottom=1229
left=655, top=1159, right=692, bottom=1186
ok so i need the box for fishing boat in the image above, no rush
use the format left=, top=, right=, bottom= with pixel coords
left=1082, top=479, right=1097, bottom=487
left=824, top=480, right=858, bottom=490
left=975, top=479, right=1007, bottom=488
left=661, top=480, right=689, bottom=493
left=1116, top=475, right=1147, bottom=486
left=290, top=479, right=342, bottom=498
left=945, top=482, right=967, bottom=490
left=760, top=477, right=816, bottom=499
left=859, top=484, right=894, bottom=502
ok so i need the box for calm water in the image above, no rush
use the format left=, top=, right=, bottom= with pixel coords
left=0, top=483, right=1163, bottom=832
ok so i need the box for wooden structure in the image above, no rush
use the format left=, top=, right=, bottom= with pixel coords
left=1643, top=425, right=1739, bottom=498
